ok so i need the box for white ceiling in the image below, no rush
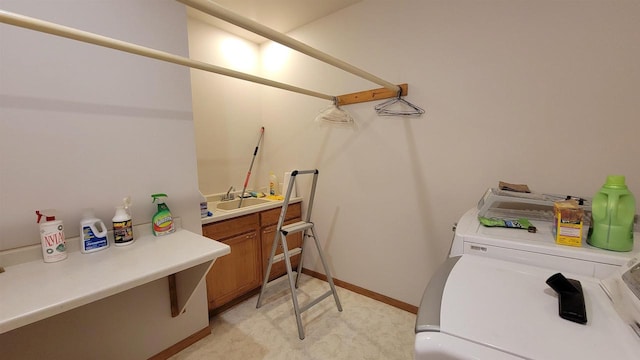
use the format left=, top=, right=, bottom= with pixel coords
left=186, top=0, right=361, bottom=43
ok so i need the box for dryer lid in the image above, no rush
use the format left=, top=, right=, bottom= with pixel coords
left=439, top=255, right=640, bottom=360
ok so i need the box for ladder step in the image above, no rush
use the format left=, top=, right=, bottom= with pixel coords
left=262, top=269, right=300, bottom=288
left=299, top=290, right=334, bottom=314
left=281, top=221, right=313, bottom=235
left=272, top=247, right=302, bottom=263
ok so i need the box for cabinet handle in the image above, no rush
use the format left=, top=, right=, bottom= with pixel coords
left=246, top=233, right=257, bottom=239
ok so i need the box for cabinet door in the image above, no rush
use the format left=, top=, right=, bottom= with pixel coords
left=260, top=202, right=302, bottom=227
left=262, top=219, right=303, bottom=281
left=206, top=231, right=261, bottom=309
left=203, top=213, right=259, bottom=240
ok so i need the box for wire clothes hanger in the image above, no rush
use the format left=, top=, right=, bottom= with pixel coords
left=375, top=88, right=425, bottom=116
left=315, top=97, right=356, bottom=126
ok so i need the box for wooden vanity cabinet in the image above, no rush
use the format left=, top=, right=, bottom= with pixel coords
left=202, top=213, right=261, bottom=310
left=202, top=202, right=303, bottom=312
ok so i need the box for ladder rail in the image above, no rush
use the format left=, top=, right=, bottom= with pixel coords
left=309, top=226, right=342, bottom=311
left=256, top=170, right=300, bottom=307
left=298, top=169, right=319, bottom=222
left=281, top=232, right=305, bottom=339
left=294, top=237, right=305, bottom=289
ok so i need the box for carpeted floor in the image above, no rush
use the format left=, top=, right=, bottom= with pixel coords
left=170, top=274, right=416, bottom=360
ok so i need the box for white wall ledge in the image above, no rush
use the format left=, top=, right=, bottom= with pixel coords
left=0, top=222, right=230, bottom=334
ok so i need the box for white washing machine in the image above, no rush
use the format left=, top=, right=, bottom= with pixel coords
left=414, top=254, right=640, bottom=359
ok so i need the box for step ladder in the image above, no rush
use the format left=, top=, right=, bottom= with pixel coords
left=256, top=169, right=342, bottom=340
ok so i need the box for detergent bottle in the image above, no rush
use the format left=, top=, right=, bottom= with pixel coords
left=80, top=209, right=109, bottom=253
left=151, top=193, right=175, bottom=236
left=589, top=175, right=636, bottom=251
left=36, top=209, right=67, bottom=263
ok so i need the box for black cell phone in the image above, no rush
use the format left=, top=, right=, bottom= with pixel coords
left=546, top=273, right=587, bottom=324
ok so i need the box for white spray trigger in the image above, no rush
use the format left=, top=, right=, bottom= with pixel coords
left=122, top=196, right=132, bottom=216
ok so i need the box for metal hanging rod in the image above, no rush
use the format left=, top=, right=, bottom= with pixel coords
left=0, top=9, right=334, bottom=101
left=177, top=0, right=401, bottom=93
left=0, top=8, right=410, bottom=107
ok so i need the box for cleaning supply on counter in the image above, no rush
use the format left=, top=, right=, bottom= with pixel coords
left=269, top=171, right=279, bottom=196
left=151, top=193, right=175, bottom=236
left=113, top=197, right=134, bottom=246
left=199, top=191, right=211, bottom=218
left=478, top=216, right=537, bottom=233
left=589, top=175, right=636, bottom=252
left=553, top=200, right=585, bottom=247
left=36, top=209, right=67, bottom=263
left=80, top=209, right=109, bottom=253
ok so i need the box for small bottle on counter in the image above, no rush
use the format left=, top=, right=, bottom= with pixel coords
left=36, top=209, right=67, bottom=263
left=151, top=193, right=175, bottom=236
left=113, top=197, right=134, bottom=246
left=80, top=208, right=109, bottom=253
left=200, top=191, right=210, bottom=218
left=269, top=171, right=279, bottom=196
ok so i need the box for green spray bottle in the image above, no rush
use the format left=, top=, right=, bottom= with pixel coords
left=151, top=193, right=175, bottom=236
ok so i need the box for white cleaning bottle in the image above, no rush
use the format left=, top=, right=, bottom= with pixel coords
left=200, top=191, right=209, bottom=218
left=113, top=196, right=134, bottom=246
left=80, top=209, right=109, bottom=253
left=36, top=209, right=67, bottom=263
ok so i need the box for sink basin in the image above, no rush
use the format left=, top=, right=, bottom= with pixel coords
left=216, top=198, right=270, bottom=211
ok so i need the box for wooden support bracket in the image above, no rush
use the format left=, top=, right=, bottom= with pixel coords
left=168, top=274, right=180, bottom=317
left=168, top=260, right=216, bottom=317
left=336, top=83, right=408, bottom=106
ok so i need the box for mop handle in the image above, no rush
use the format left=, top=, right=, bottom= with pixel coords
left=240, top=127, right=264, bottom=200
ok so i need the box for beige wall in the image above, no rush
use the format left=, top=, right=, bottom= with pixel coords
left=0, top=1, right=209, bottom=358
left=192, top=0, right=640, bottom=306
left=0, top=0, right=203, bottom=250
left=187, top=19, right=265, bottom=196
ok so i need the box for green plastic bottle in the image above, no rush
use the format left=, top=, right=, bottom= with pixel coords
left=151, top=193, right=175, bottom=236
left=588, top=175, right=636, bottom=251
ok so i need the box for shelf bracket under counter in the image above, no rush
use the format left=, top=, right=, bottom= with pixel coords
left=0, top=221, right=230, bottom=334
left=167, top=260, right=219, bottom=317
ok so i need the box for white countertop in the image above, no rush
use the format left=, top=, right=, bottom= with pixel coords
left=201, top=197, right=302, bottom=224
left=0, top=226, right=230, bottom=334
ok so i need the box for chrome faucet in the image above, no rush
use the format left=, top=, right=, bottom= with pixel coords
left=221, top=186, right=235, bottom=201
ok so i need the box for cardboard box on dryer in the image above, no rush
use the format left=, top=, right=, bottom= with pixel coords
left=554, top=200, right=585, bottom=247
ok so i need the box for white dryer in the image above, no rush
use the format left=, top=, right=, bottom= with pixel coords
left=451, top=206, right=640, bottom=278
left=414, top=254, right=640, bottom=359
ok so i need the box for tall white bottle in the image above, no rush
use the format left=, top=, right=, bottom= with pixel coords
left=113, top=196, right=134, bottom=246
left=36, top=209, right=67, bottom=263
